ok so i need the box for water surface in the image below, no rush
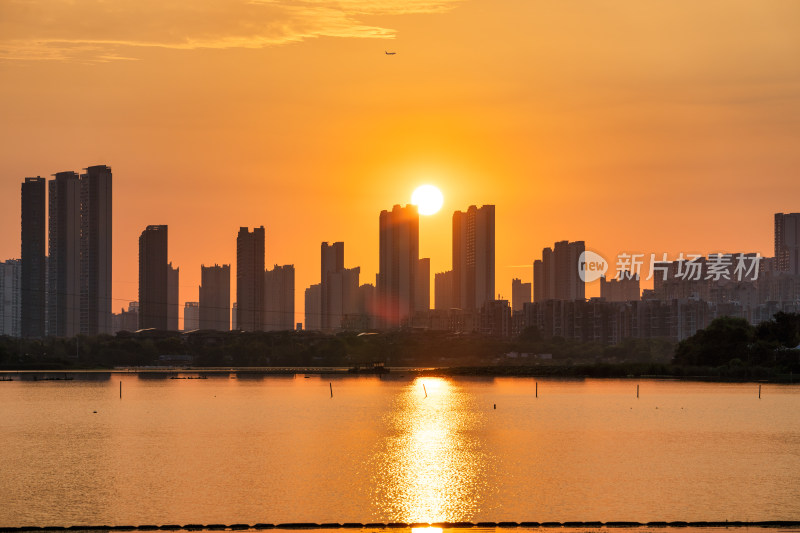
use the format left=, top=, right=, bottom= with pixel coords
left=1, top=375, right=798, bottom=526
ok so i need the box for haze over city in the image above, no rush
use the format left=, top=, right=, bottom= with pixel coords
left=2, top=0, right=800, bottom=327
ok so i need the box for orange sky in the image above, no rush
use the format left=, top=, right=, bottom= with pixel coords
left=1, top=0, right=799, bottom=327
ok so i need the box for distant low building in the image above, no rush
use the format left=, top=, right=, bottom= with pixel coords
left=600, top=274, right=640, bottom=302
left=184, top=301, right=199, bottom=331
left=111, top=302, right=138, bottom=333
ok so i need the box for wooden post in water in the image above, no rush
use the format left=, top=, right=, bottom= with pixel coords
left=119, top=381, right=122, bottom=399
left=330, top=382, right=333, bottom=398
left=759, top=384, right=761, bottom=399
left=535, top=381, right=538, bottom=398
left=637, top=384, right=639, bottom=399
left=423, top=383, right=427, bottom=398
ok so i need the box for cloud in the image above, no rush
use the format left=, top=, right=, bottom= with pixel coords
left=0, top=0, right=461, bottom=61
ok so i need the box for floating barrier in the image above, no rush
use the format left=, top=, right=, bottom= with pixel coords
left=5, top=521, right=800, bottom=532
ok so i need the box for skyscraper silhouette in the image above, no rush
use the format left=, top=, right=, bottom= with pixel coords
left=775, top=213, right=800, bottom=275
left=80, top=165, right=112, bottom=335
left=415, top=258, right=430, bottom=312
left=47, top=171, right=81, bottom=337
left=452, top=205, right=495, bottom=310
left=533, top=240, right=585, bottom=301
left=168, top=262, right=179, bottom=331
left=199, top=264, right=230, bottom=331
left=304, top=283, right=322, bottom=331
left=511, top=278, right=531, bottom=312
left=236, top=226, right=265, bottom=331
left=21, top=177, right=46, bottom=338
left=434, top=270, right=454, bottom=310
left=377, top=204, right=419, bottom=328
left=320, top=241, right=344, bottom=330
left=264, top=264, right=295, bottom=331
left=138, top=225, right=169, bottom=330
left=0, top=259, right=21, bottom=337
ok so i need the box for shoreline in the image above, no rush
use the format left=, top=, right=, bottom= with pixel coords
left=0, top=365, right=796, bottom=384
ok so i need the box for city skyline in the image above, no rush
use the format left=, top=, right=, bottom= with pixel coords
left=2, top=2, right=799, bottom=328
left=3, top=168, right=800, bottom=331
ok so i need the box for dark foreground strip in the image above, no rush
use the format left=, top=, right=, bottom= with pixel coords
left=2, top=522, right=799, bottom=532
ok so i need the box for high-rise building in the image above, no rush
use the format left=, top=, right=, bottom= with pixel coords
left=168, top=263, right=179, bottom=331
left=511, top=278, right=531, bottom=312
left=328, top=267, right=360, bottom=330
left=304, top=283, right=322, bottom=331
left=199, top=264, right=230, bottom=331
left=236, top=226, right=265, bottom=332
left=21, top=177, right=47, bottom=338
left=378, top=204, right=419, bottom=328
left=321, top=242, right=345, bottom=330
left=434, top=270, right=454, bottom=310
left=775, top=213, right=800, bottom=275
left=47, top=171, right=81, bottom=337
left=0, top=259, right=22, bottom=337
left=415, top=258, right=431, bottom=312
left=183, top=302, right=199, bottom=331
left=355, top=283, right=376, bottom=329
left=533, top=247, right=555, bottom=302
left=555, top=240, right=585, bottom=301
left=264, top=264, right=295, bottom=331
left=452, top=205, right=495, bottom=310
left=138, top=225, right=169, bottom=330
left=321, top=242, right=344, bottom=286
left=533, top=240, right=585, bottom=302
left=319, top=242, right=361, bottom=330
left=80, top=165, right=112, bottom=335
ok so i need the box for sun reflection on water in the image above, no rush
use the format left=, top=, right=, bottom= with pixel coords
left=372, top=377, right=491, bottom=523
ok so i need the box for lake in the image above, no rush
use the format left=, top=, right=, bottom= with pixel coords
left=1, top=373, right=798, bottom=527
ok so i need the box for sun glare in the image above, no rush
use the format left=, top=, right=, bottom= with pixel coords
left=411, top=185, right=444, bottom=216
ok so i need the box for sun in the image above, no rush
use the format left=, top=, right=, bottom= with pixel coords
left=411, top=184, right=444, bottom=216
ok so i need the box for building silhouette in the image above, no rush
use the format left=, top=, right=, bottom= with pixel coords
left=533, top=240, right=585, bottom=301
left=138, top=225, right=169, bottom=330
left=452, top=205, right=495, bottom=310
left=80, top=165, right=112, bottom=335
left=264, top=264, right=295, bottom=331
left=775, top=213, right=800, bottom=275
left=199, top=264, right=230, bottom=331
left=168, top=263, right=179, bottom=331
left=21, top=177, right=47, bottom=338
left=304, top=283, right=322, bottom=330
left=319, top=242, right=361, bottom=331
left=378, top=204, right=419, bottom=328
left=480, top=299, right=512, bottom=337
left=0, top=259, right=21, bottom=337
left=348, top=282, right=376, bottom=330
left=511, top=278, right=531, bottom=312
left=111, top=301, right=138, bottom=333
left=236, top=226, right=265, bottom=331
left=415, top=258, right=431, bottom=312
left=434, top=270, right=454, bottom=310
left=600, top=274, right=640, bottom=302
left=320, top=242, right=344, bottom=330
left=184, top=301, right=199, bottom=331
left=47, top=172, right=81, bottom=337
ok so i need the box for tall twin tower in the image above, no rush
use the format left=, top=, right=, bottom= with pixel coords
left=20, top=166, right=112, bottom=338
left=378, top=203, right=495, bottom=327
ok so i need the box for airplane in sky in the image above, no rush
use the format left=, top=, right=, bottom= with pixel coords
left=385, top=51, right=396, bottom=55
